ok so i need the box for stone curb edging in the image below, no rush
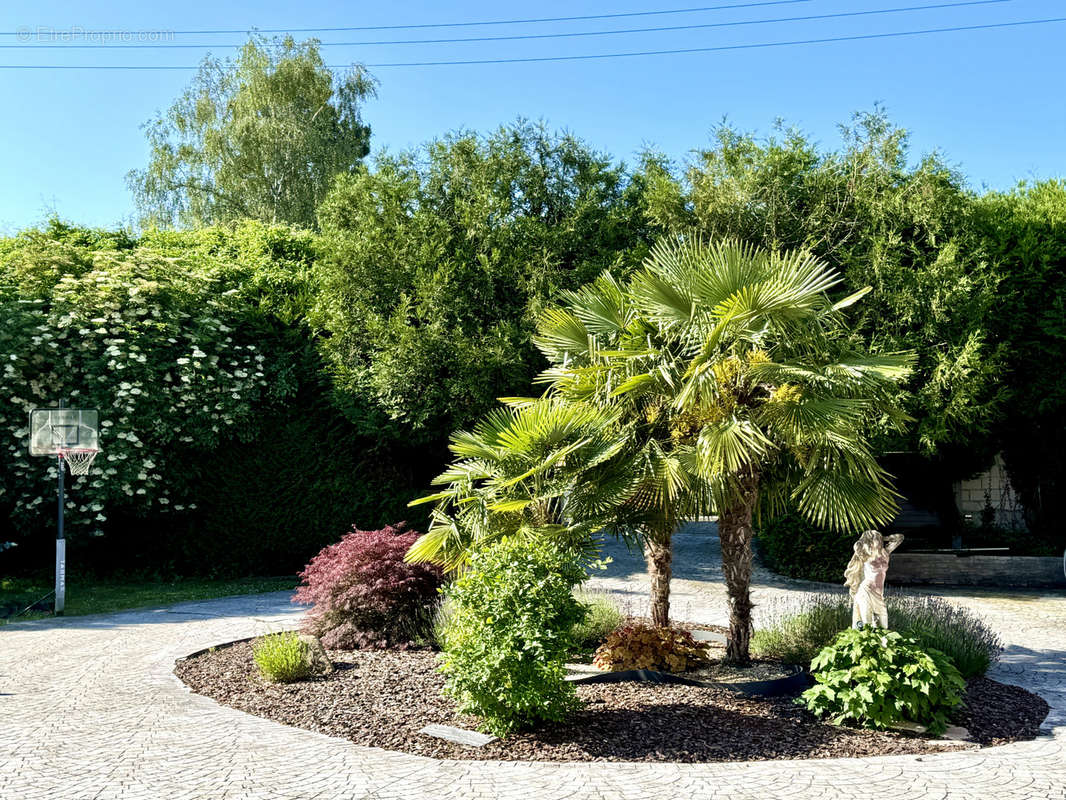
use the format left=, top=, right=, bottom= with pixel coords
left=175, top=634, right=259, bottom=662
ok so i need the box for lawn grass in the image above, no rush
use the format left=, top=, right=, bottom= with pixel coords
left=0, top=575, right=298, bottom=624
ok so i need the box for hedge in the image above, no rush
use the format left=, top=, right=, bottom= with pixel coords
left=754, top=511, right=856, bottom=584
left=0, top=221, right=425, bottom=577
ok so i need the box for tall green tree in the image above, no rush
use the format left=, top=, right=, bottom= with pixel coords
left=974, top=181, right=1066, bottom=538
left=314, top=122, right=658, bottom=444
left=535, top=239, right=913, bottom=660
left=128, top=37, right=375, bottom=229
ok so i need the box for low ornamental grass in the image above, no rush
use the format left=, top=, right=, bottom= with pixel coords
left=893, top=594, right=1004, bottom=678
left=253, top=631, right=311, bottom=683
left=751, top=594, right=850, bottom=666
left=570, top=590, right=624, bottom=652
left=752, top=591, right=1002, bottom=678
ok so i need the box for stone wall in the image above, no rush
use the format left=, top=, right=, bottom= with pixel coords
left=889, top=553, right=1065, bottom=588
left=953, top=453, right=1027, bottom=530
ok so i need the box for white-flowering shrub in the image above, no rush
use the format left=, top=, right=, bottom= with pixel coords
left=0, top=234, right=291, bottom=540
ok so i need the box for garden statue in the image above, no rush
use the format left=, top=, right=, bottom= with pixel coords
left=845, top=530, right=904, bottom=629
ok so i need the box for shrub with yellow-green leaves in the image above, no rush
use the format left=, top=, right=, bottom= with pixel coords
left=592, top=623, right=711, bottom=673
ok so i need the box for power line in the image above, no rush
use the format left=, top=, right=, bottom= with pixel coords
left=0, top=16, right=1061, bottom=69
left=367, top=15, right=1066, bottom=65
left=0, top=0, right=1013, bottom=49
left=0, top=1, right=813, bottom=36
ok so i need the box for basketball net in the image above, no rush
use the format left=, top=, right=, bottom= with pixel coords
left=59, top=448, right=99, bottom=476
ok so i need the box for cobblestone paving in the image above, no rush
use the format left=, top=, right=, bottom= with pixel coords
left=2, top=523, right=1064, bottom=799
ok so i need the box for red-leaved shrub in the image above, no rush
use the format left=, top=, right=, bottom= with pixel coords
left=293, top=523, right=443, bottom=649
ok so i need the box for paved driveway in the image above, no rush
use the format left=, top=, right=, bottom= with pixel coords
left=2, top=525, right=1064, bottom=800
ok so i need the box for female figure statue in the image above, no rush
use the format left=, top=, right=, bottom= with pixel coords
left=845, top=530, right=904, bottom=629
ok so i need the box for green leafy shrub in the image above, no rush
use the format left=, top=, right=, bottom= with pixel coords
left=755, top=511, right=855, bottom=583
left=976, top=181, right=1066, bottom=539
left=752, top=592, right=1001, bottom=678
left=570, top=590, right=624, bottom=652
left=314, top=122, right=655, bottom=444
left=592, top=623, right=710, bottom=673
left=182, top=397, right=422, bottom=577
left=800, top=627, right=966, bottom=735
left=253, top=631, right=311, bottom=683
left=0, top=230, right=282, bottom=542
left=438, top=537, right=587, bottom=736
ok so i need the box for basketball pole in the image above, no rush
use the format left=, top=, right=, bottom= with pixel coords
left=55, top=454, right=65, bottom=618
left=55, top=400, right=66, bottom=616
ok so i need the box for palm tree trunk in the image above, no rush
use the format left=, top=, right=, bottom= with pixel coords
left=719, top=474, right=759, bottom=664
left=646, top=533, right=673, bottom=629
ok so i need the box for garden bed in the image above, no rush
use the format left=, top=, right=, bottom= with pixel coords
left=174, top=640, right=1048, bottom=763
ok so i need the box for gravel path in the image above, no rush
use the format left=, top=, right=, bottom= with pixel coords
left=2, top=523, right=1064, bottom=799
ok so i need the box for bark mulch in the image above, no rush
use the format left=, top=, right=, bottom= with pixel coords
left=959, top=677, right=1050, bottom=746
left=174, top=642, right=1049, bottom=763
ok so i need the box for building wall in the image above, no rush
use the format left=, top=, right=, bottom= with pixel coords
left=953, top=453, right=1027, bottom=530
left=889, top=553, right=1065, bottom=588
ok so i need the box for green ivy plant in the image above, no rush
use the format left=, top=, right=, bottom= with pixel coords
left=800, top=627, right=966, bottom=736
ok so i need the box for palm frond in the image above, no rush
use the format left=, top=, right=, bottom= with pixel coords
left=560, top=272, right=633, bottom=336
left=759, top=395, right=869, bottom=444
left=497, top=396, right=539, bottom=408
left=689, top=238, right=769, bottom=308
left=792, top=468, right=900, bottom=532
left=748, top=352, right=915, bottom=394
left=694, top=416, right=776, bottom=476
left=534, top=307, right=591, bottom=363
left=820, top=352, right=916, bottom=386
left=430, top=459, right=494, bottom=486
left=830, top=285, right=872, bottom=311
left=629, top=263, right=696, bottom=330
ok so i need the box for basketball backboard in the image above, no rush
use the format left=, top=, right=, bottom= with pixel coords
left=29, top=408, right=99, bottom=457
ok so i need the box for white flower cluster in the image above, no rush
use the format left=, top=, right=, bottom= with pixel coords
left=0, top=254, right=275, bottom=540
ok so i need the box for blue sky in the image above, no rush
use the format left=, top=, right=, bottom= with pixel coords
left=1, top=0, right=1063, bottom=232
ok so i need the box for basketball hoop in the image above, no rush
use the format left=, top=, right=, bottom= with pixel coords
left=28, top=405, right=103, bottom=616
left=58, top=448, right=99, bottom=476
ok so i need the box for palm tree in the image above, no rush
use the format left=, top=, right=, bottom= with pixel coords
left=534, top=238, right=913, bottom=662
left=405, top=398, right=636, bottom=572
left=405, top=386, right=707, bottom=632
left=529, top=271, right=711, bottom=628
left=408, top=237, right=912, bottom=663
left=405, top=357, right=713, bottom=630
